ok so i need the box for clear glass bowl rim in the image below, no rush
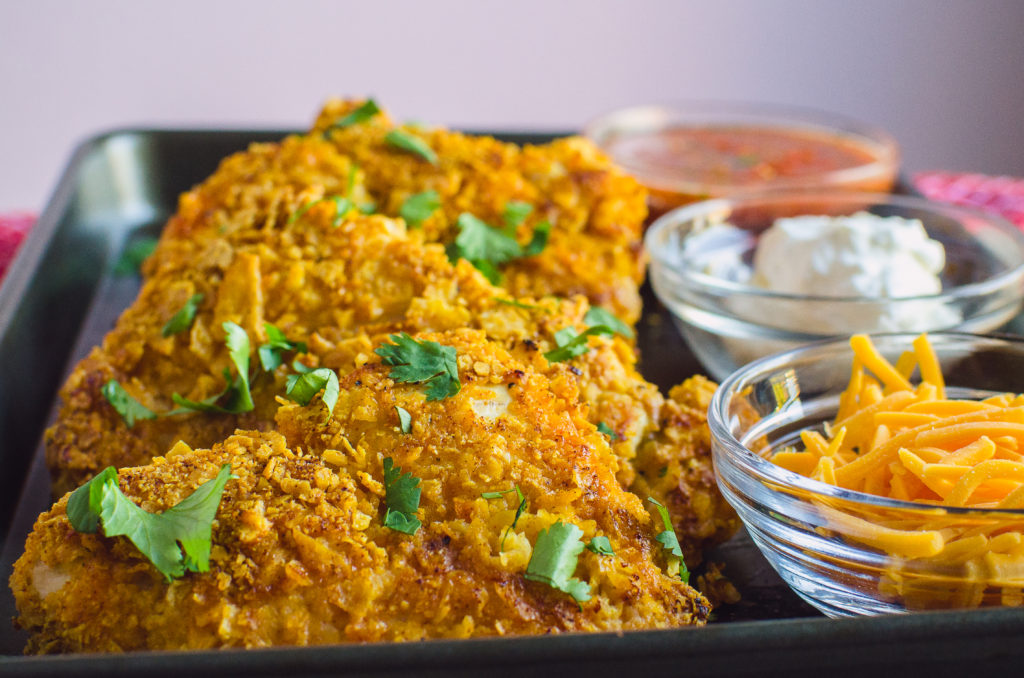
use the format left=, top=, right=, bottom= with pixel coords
left=646, top=190, right=1024, bottom=303
left=583, top=100, right=900, bottom=195
left=708, top=331, right=1024, bottom=517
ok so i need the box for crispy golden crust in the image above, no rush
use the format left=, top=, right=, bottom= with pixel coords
left=630, top=377, right=741, bottom=564
left=311, top=99, right=648, bottom=323
left=38, top=103, right=738, bottom=653
left=15, top=332, right=709, bottom=653
left=45, top=130, right=734, bottom=555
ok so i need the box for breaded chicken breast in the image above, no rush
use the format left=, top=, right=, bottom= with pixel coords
left=46, top=206, right=736, bottom=558
left=45, top=102, right=735, bottom=585
left=310, top=99, right=648, bottom=324
left=14, top=331, right=709, bottom=652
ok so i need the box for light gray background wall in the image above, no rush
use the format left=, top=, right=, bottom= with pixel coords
left=2, top=0, right=1023, bottom=212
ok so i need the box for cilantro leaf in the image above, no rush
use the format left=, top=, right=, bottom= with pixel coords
left=525, top=521, right=591, bottom=606
left=285, top=367, right=340, bottom=417
left=385, top=129, right=438, bottom=165
left=324, top=99, right=381, bottom=134
left=220, top=322, right=254, bottom=411
left=113, top=236, right=158, bottom=276
left=503, top=201, right=533, bottom=230
left=647, top=497, right=690, bottom=584
left=374, top=333, right=461, bottom=401
left=586, top=535, right=615, bottom=556
left=454, top=213, right=522, bottom=269
left=162, top=293, right=204, bottom=338
left=494, top=297, right=548, bottom=312
left=596, top=421, right=621, bottom=441
left=449, top=211, right=550, bottom=284
left=481, top=486, right=527, bottom=550
left=584, top=305, right=634, bottom=340
left=169, top=322, right=254, bottom=415
left=289, top=195, right=353, bottom=227
left=382, top=457, right=422, bottom=535
left=102, top=379, right=157, bottom=428
left=358, top=201, right=377, bottom=215
left=396, top=406, right=412, bottom=433
left=481, top=487, right=517, bottom=500
left=399, top=189, right=441, bottom=227
left=258, top=322, right=307, bottom=372
left=521, top=221, right=550, bottom=257
left=67, top=464, right=234, bottom=581
left=543, top=326, right=616, bottom=363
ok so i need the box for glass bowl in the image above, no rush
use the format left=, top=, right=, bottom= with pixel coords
left=646, top=192, right=1024, bottom=381
left=584, top=101, right=899, bottom=218
left=709, top=332, right=1024, bottom=617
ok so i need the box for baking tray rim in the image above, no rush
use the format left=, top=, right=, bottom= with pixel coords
left=1, top=127, right=1021, bottom=673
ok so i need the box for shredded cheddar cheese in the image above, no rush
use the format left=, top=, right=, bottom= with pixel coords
left=770, top=333, right=1024, bottom=609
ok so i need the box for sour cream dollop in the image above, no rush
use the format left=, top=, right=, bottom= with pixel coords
left=750, top=212, right=946, bottom=299
left=689, top=212, right=961, bottom=333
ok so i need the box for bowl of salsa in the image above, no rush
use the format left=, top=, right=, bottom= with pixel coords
left=585, top=102, right=899, bottom=219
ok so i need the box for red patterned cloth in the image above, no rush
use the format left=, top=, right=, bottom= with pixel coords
left=914, top=171, right=1024, bottom=229
left=0, top=212, right=35, bottom=281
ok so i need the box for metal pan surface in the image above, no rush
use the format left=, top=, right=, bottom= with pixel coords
left=1, top=129, right=1022, bottom=675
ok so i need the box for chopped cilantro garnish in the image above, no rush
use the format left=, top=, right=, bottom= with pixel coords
left=525, top=520, right=591, bottom=607
left=323, top=99, right=381, bottom=134
left=586, top=535, right=615, bottom=556
left=374, top=332, right=461, bottom=401
left=399, top=189, right=441, bottom=227
left=113, top=236, right=158, bottom=276
left=67, top=464, right=234, bottom=581
left=584, top=306, right=633, bottom=340
left=258, top=322, right=307, bottom=372
left=385, top=129, right=438, bottom=165
left=382, top=457, right=422, bottom=535
left=449, top=206, right=550, bottom=284
left=658, top=466, right=669, bottom=478
left=288, top=195, right=353, bottom=227
left=481, top=488, right=517, bottom=500
left=647, top=497, right=690, bottom=584
left=358, top=201, right=377, bottom=215
left=503, top=201, right=533, bottom=230
left=162, top=294, right=204, bottom=338
left=102, top=379, right=157, bottom=428
left=396, top=405, right=412, bottom=433
left=543, top=326, right=616, bottom=363
left=170, top=322, right=254, bottom=415
left=596, top=421, right=621, bottom=441
left=481, top=486, right=527, bottom=550
left=494, top=297, right=548, bottom=312
left=285, top=367, right=340, bottom=418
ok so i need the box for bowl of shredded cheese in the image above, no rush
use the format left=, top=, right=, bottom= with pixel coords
left=647, top=192, right=1024, bottom=380
left=709, top=332, right=1024, bottom=616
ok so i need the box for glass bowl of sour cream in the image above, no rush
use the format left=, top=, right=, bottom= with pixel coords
left=646, top=192, right=1024, bottom=380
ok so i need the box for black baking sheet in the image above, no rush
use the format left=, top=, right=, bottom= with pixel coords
left=1, top=129, right=1022, bottom=675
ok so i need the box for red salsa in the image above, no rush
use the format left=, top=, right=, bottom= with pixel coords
left=605, top=126, right=895, bottom=217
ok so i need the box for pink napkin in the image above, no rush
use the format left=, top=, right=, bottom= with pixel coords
left=0, top=212, right=35, bottom=281
left=914, top=171, right=1024, bottom=229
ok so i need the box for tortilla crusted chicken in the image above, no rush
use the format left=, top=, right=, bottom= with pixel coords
left=13, top=331, right=710, bottom=652
left=44, top=126, right=737, bottom=555
left=26, top=99, right=739, bottom=653
left=310, top=99, right=649, bottom=324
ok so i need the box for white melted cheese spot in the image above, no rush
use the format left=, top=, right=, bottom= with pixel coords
left=32, top=562, right=70, bottom=598
left=470, top=384, right=512, bottom=420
